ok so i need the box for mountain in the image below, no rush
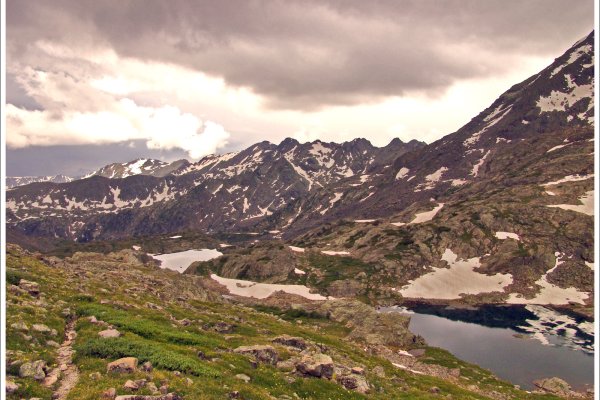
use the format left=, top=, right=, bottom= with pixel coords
left=85, top=158, right=191, bottom=179
left=187, top=32, right=594, bottom=314
left=6, top=138, right=424, bottom=241
left=5, top=31, right=595, bottom=314
left=6, top=175, right=74, bottom=189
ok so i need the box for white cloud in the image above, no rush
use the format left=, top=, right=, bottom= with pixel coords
left=6, top=99, right=230, bottom=159
left=6, top=37, right=553, bottom=156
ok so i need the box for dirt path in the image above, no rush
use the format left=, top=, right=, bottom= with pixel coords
left=43, top=318, right=79, bottom=400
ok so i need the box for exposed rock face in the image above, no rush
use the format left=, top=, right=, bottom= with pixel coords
left=233, top=345, right=279, bottom=365
left=107, top=357, right=138, bottom=373
left=295, top=354, right=334, bottom=379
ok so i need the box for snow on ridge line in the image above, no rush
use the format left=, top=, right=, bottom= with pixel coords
left=211, top=274, right=329, bottom=300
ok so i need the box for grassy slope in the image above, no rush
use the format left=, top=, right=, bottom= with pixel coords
left=5, top=246, right=558, bottom=400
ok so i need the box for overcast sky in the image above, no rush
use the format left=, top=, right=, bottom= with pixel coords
left=5, top=0, right=595, bottom=176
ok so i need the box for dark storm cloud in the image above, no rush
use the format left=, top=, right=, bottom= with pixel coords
left=6, top=0, right=594, bottom=110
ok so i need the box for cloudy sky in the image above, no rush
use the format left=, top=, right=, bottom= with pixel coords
left=5, top=0, right=594, bottom=176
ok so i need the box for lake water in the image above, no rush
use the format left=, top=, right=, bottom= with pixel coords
left=380, top=304, right=594, bottom=391
left=150, top=249, right=223, bottom=273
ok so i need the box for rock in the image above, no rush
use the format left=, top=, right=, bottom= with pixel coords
left=408, top=348, right=426, bottom=357
left=337, top=374, right=369, bottom=393
left=107, top=357, right=138, bottom=373
left=147, top=382, right=159, bottom=394
left=124, top=380, right=140, bottom=390
left=46, top=340, right=60, bottom=348
left=19, top=279, right=40, bottom=297
left=196, top=350, right=208, bottom=360
left=235, top=374, right=251, bottom=383
left=89, top=316, right=99, bottom=323
left=178, top=319, right=192, bottom=326
left=6, top=380, right=19, bottom=394
left=533, top=377, right=572, bottom=397
left=19, top=360, right=47, bottom=380
left=351, top=367, right=365, bottom=375
left=184, top=377, right=193, bottom=386
left=99, top=329, right=121, bottom=338
left=11, top=322, right=29, bottom=331
left=159, top=385, right=169, bottom=394
left=272, top=335, right=308, bottom=350
left=295, top=353, right=334, bottom=379
left=214, top=321, right=236, bottom=333
left=228, top=392, right=241, bottom=399
left=102, top=388, right=117, bottom=399
left=32, top=324, right=52, bottom=333
left=429, top=386, right=441, bottom=394
left=233, top=345, right=278, bottom=365
left=141, top=361, right=153, bottom=372
left=147, top=302, right=163, bottom=310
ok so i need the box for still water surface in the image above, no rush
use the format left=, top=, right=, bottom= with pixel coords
left=381, top=305, right=594, bottom=391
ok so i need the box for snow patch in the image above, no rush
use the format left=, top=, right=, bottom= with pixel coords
left=495, top=232, right=520, bottom=241
left=547, top=191, right=594, bottom=216
left=211, top=274, right=329, bottom=300
left=398, top=249, right=513, bottom=299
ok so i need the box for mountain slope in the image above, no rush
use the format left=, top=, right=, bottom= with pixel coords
left=6, top=175, right=74, bottom=189
left=6, top=138, right=424, bottom=241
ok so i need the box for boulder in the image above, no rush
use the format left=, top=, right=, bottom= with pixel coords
left=107, top=357, right=138, bottom=373
left=124, top=380, right=138, bottom=390
left=99, top=329, right=121, bottom=338
left=19, top=360, right=47, bottom=380
left=337, top=374, right=369, bottom=393
left=295, top=354, right=334, bottom=379
left=102, top=388, right=117, bottom=399
left=6, top=380, right=19, bottom=394
left=233, top=345, right=278, bottom=365
left=533, top=377, right=572, bottom=397
left=272, top=335, right=308, bottom=350
left=235, top=373, right=251, bottom=383
left=11, top=322, right=29, bottom=331
left=141, top=361, right=153, bottom=372
left=19, top=280, right=40, bottom=297
left=32, top=324, right=52, bottom=333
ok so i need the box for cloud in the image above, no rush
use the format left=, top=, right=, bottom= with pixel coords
left=7, top=0, right=594, bottom=110
left=6, top=99, right=230, bottom=159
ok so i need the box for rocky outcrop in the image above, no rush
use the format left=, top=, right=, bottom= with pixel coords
left=295, top=354, right=334, bottom=379
left=233, top=345, right=278, bottom=365
left=301, top=300, right=422, bottom=347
